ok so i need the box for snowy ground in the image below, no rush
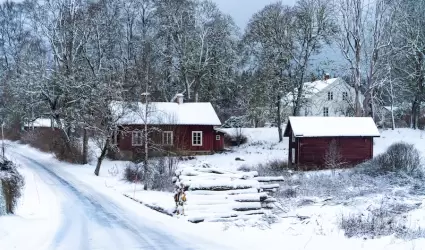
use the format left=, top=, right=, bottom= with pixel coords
left=2, top=127, right=425, bottom=249
left=2, top=145, right=229, bottom=250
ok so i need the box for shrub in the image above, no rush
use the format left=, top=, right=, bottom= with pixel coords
left=237, top=165, right=252, bottom=172
left=372, top=142, right=422, bottom=177
left=324, top=139, right=346, bottom=169
left=21, top=129, right=84, bottom=164
left=224, top=132, right=248, bottom=147
left=340, top=200, right=425, bottom=239
left=123, top=157, right=178, bottom=191
left=221, top=115, right=250, bottom=128
left=280, top=187, right=297, bottom=198
left=255, top=159, right=290, bottom=176
left=151, top=157, right=178, bottom=192
left=0, top=160, right=25, bottom=214
left=276, top=170, right=382, bottom=202
left=123, top=162, right=144, bottom=183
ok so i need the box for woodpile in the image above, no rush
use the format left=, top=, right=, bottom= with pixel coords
left=173, top=162, right=284, bottom=223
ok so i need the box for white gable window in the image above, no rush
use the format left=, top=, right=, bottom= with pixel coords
left=323, top=107, right=329, bottom=116
left=327, top=92, right=333, bottom=100
left=342, top=92, right=348, bottom=101
left=216, top=135, right=221, bottom=141
left=162, top=131, right=173, bottom=145
left=192, top=131, right=203, bottom=146
left=132, top=131, right=143, bottom=146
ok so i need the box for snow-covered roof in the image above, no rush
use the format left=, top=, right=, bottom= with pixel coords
left=284, top=116, right=380, bottom=137
left=282, top=78, right=341, bottom=103
left=383, top=106, right=399, bottom=112
left=303, top=78, right=338, bottom=98
left=111, top=101, right=222, bottom=126
left=24, top=118, right=58, bottom=128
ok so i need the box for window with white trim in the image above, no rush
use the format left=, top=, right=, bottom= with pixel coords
left=162, top=131, right=173, bottom=145
left=132, top=131, right=143, bottom=146
left=342, top=92, right=348, bottom=101
left=192, top=131, right=202, bottom=146
left=327, top=92, right=333, bottom=100
left=323, top=107, right=329, bottom=116
left=291, top=134, right=295, bottom=143
left=216, top=135, right=221, bottom=141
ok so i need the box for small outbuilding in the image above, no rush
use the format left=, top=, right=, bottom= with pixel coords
left=283, top=116, right=380, bottom=170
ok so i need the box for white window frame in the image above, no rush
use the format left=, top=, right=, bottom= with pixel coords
left=192, top=131, right=203, bottom=146
left=323, top=107, right=329, bottom=116
left=162, top=131, right=173, bottom=145
left=291, top=134, right=295, bottom=143
left=216, top=135, right=221, bottom=141
left=132, top=131, right=143, bottom=146
left=327, top=92, right=333, bottom=101
left=342, top=92, right=348, bottom=101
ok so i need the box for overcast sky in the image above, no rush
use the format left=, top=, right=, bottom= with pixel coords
left=212, top=0, right=297, bottom=30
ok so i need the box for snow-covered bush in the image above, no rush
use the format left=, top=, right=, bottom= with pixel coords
left=255, top=159, right=290, bottom=176
left=341, top=200, right=425, bottom=239
left=123, top=157, right=178, bottom=191
left=324, top=139, right=346, bottom=169
left=367, top=142, right=422, bottom=177
left=0, top=159, right=25, bottom=214
left=224, top=129, right=248, bottom=147
left=221, top=115, right=250, bottom=128
left=151, top=157, right=178, bottom=192
left=237, top=165, right=253, bottom=172
left=21, top=130, right=83, bottom=163
left=123, top=162, right=143, bottom=183
left=276, top=171, right=382, bottom=201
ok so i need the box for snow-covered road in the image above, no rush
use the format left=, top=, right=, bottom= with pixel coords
left=6, top=149, right=224, bottom=250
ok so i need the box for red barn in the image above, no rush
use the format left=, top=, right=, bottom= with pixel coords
left=283, top=116, right=380, bottom=170
left=110, top=94, right=224, bottom=160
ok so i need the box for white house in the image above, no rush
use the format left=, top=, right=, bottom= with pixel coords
left=283, top=76, right=364, bottom=118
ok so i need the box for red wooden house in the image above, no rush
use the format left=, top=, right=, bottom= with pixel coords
left=283, top=116, right=380, bottom=170
left=110, top=94, right=224, bottom=160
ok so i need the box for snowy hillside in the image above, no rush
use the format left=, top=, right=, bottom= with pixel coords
left=3, top=127, right=425, bottom=250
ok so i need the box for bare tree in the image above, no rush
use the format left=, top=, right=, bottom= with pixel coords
left=324, top=139, right=345, bottom=169
left=390, top=0, right=425, bottom=129
left=291, top=0, right=337, bottom=116
left=335, top=0, right=365, bottom=117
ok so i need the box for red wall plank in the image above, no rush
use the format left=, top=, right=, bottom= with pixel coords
left=117, top=125, right=222, bottom=154
left=298, top=137, right=373, bottom=169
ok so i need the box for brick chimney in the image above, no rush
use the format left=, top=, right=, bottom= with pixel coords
left=324, top=73, right=330, bottom=81
left=176, top=93, right=184, bottom=105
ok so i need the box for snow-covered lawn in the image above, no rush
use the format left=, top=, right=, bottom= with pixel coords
left=3, top=127, right=425, bottom=250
